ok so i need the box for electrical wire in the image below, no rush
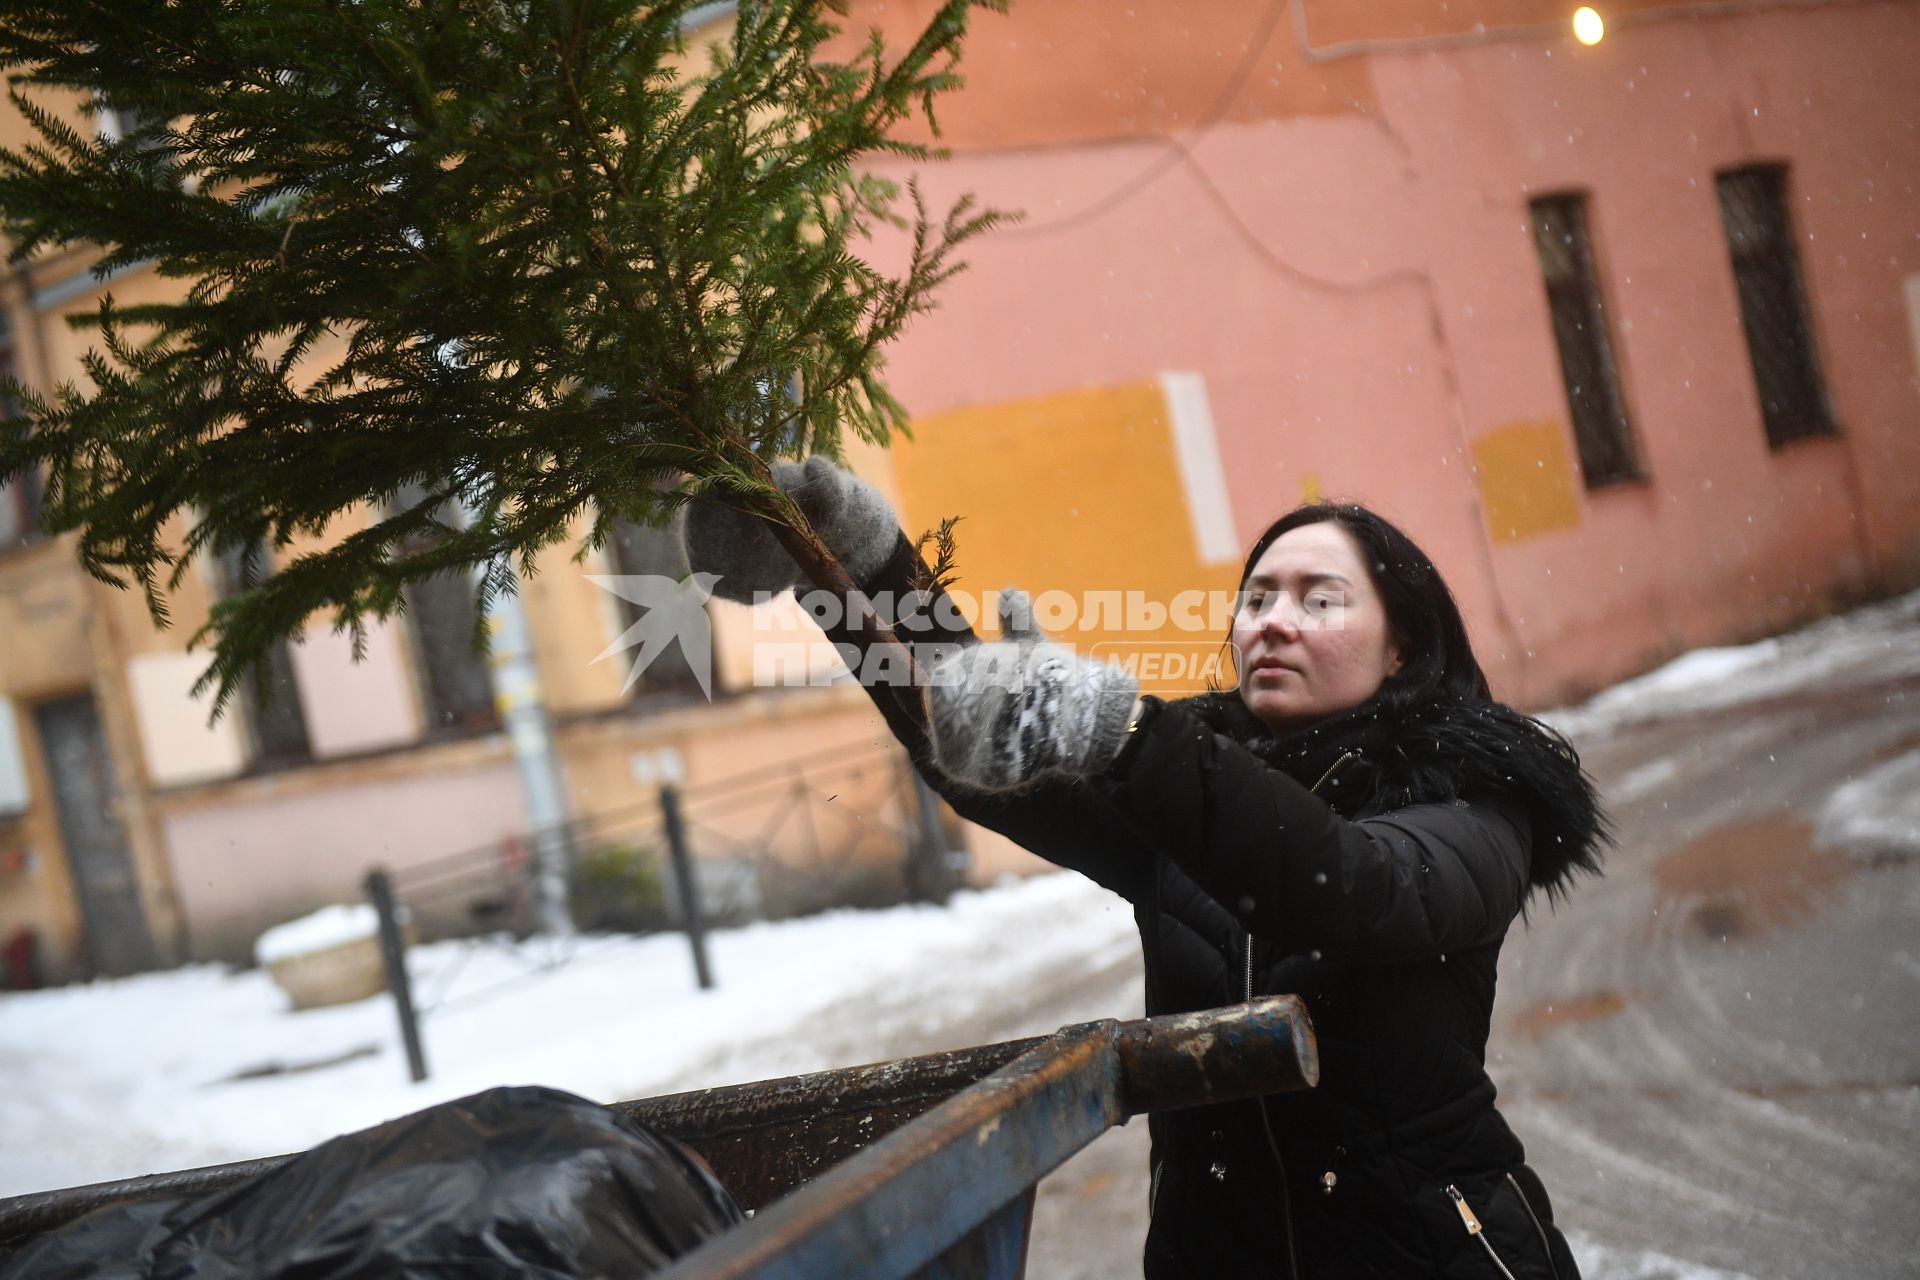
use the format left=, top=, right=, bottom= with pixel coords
left=1003, top=0, right=1292, bottom=238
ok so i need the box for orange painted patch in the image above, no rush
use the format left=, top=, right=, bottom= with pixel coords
left=889, top=380, right=1241, bottom=698
left=1472, top=419, right=1582, bottom=543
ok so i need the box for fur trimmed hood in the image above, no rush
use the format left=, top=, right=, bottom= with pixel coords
left=1172, top=690, right=1610, bottom=899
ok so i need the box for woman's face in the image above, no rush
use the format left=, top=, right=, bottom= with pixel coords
left=1231, top=522, right=1403, bottom=735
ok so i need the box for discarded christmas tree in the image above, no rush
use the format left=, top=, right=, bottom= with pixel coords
left=0, top=0, right=1005, bottom=710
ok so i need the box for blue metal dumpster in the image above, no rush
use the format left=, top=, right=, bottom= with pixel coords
left=0, top=995, right=1317, bottom=1278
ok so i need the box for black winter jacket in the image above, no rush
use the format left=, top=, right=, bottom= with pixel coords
left=843, top=539, right=1607, bottom=1279
left=933, top=689, right=1604, bottom=1279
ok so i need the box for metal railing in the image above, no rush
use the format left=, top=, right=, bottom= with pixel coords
left=358, top=740, right=961, bottom=1081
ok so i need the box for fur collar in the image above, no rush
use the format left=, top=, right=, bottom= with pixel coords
left=1171, top=691, right=1609, bottom=899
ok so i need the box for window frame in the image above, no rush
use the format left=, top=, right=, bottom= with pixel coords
left=0, top=318, right=47, bottom=554
left=1527, top=190, right=1645, bottom=490
left=602, top=511, right=719, bottom=704
left=210, top=544, right=315, bottom=771
left=1713, top=162, right=1839, bottom=449
left=389, top=487, right=501, bottom=736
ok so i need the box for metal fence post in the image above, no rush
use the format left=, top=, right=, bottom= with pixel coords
left=658, top=783, right=715, bottom=990
left=364, top=867, right=428, bottom=1083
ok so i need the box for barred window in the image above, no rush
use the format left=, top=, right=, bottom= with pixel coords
left=0, top=473, right=40, bottom=551
left=605, top=514, right=705, bottom=697
left=214, top=546, right=312, bottom=767
left=0, top=320, right=44, bottom=551
left=393, top=486, right=498, bottom=732
left=1715, top=165, right=1835, bottom=446
left=1530, top=194, right=1641, bottom=487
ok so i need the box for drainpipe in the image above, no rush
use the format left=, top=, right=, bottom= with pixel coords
left=484, top=575, right=576, bottom=937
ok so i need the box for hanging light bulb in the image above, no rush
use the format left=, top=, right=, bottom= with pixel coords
left=1572, top=7, right=1606, bottom=45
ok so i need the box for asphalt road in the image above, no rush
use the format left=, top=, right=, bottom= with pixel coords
left=1494, top=671, right=1920, bottom=1280
left=990, top=643, right=1920, bottom=1278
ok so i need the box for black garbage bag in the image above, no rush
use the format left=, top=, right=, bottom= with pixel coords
left=2, top=1085, right=743, bottom=1279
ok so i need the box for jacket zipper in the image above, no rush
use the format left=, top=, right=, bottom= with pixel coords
left=1246, top=936, right=1299, bottom=1280
left=1505, top=1172, right=1561, bottom=1280
left=1444, top=1185, right=1520, bottom=1280
left=1243, top=751, right=1354, bottom=1280
left=1306, top=752, right=1355, bottom=798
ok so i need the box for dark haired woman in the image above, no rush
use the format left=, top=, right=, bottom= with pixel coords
left=686, top=460, right=1606, bottom=1279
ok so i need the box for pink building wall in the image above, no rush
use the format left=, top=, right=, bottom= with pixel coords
left=853, top=0, right=1920, bottom=705
left=160, top=761, right=527, bottom=959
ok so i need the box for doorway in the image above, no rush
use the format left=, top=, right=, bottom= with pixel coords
left=34, top=693, right=158, bottom=976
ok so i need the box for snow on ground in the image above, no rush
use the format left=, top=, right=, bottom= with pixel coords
left=1564, top=1234, right=1759, bottom=1280
left=1541, top=589, right=1920, bottom=738
left=0, top=871, right=1137, bottom=1197
left=0, top=884, right=1768, bottom=1280
left=1818, top=748, right=1920, bottom=858
left=252, top=902, right=378, bottom=964
left=6, top=590, right=1919, bottom=1278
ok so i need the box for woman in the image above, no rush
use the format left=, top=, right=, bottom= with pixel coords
left=686, top=460, right=1605, bottom=1279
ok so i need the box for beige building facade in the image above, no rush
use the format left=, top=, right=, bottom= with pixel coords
left=5, top=0, right=1920, bottom=981
left=0, top=195, right=957, bottom=984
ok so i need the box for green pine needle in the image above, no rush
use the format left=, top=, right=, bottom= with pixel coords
left=0, top=0, right=1012, bottom=716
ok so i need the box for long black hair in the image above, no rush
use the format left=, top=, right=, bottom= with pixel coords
left=1229, top=502, right=1492, bottom=715
left=1194, top=501, right=1608, bottom=899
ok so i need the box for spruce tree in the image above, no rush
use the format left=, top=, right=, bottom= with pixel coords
left=0, top=0, right=1005, bottom=711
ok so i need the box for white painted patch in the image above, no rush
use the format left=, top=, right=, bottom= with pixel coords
left=1159, top=371, right=1240, bottom=566
left=127, top=652, right=247, bottom=786
left=288, top=619, right=422, bottom=757
left=0, top=697, right=28, bottom=814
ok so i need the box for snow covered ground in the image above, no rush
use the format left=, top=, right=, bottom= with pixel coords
left=1540, top=590, right=1920, bottom=738
left=0, top=870, right=1139, bottom=1196
left=4, top=590, right=1918, bottom=1278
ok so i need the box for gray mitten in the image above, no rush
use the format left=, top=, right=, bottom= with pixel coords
left=682, top=456, right=901, bottom=604
left=926, top=588, right=1140, bottom=792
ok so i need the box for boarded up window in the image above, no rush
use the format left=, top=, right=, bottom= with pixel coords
left=1530, top=194, right=1640, bottom=487
left=1715, top=165, right=1835, bottom=447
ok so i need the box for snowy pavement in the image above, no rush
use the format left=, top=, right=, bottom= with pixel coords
left=0, top=870, right=1140, bottom=1197
left=1501, top=591, right=1920, bottom=1280
left=4, top=591, right=1919, bottom=1278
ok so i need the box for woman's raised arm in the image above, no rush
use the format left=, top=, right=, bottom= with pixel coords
left=682, top=463, right=1157, bottom=903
